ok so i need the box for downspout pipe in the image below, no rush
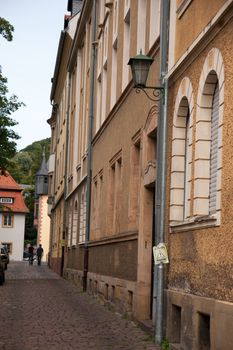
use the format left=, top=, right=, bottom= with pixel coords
left=154, top=0, right=170, bottom=344
left=83, top=0, right=97, bottom=292
left=62, top=73, right=72, bottom=275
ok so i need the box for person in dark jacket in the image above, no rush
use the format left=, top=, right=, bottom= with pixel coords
left=28, top=244, right=34, bottom=265
left=36, top=244, right=44, bottom=266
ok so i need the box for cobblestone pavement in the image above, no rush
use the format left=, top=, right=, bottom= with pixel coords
left=0, top=261, right=160, bottom=350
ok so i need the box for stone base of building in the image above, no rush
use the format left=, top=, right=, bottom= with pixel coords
left=166, top=289, right=233, bottom=350
left=64, top=268, right=137, bottom=318
left=50, top=257, right=62, bottom=276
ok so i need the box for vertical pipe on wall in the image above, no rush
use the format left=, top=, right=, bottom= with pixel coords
left=154, top=0, right=170, bottom=344
left=62, top=73, right=72, bottom=275
left=83, top=0, right=97, bottom=292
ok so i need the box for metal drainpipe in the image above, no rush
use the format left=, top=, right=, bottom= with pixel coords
left=83, top=0, right=97, bottom=292
left=62, top=73, right=72, bottom=276
left=154, top=0, right=170, bottom=344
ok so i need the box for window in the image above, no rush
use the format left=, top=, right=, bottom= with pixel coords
left=122, top=0, right=130, bottom=91
left=176, top=0, right=193, bottom=19
left=170, top=48, right=224, bottom=230
left=137, top=0, right=146, bottom=54
left=2, top=213, right=14, bottom=228
left=111, top=1, right=118, bottom=110
left=194, top=74, right=220, bottom=217
left=91, top=170, right=103, bottom=239
left=0, top=198, right=13, bottom=204
left=128, top=134, right=141, bottom=230
left=184, top=109, right=191, bottom=219
left=108, top=151, right=122, bottom=234
left=79, top=187, right=86, bottom=243
left=170, top=78, right=193, bottom=224
left=149, top=0, right=160, bottom=48
left=209, top=83, right=219, bottom=215
left=67, top=204, right=72, bottom=248
left=72, top=200, right=78, bottom=246
left=194, top=48, right=224, bottom=225
left=110, top=41, right=117, bottom=109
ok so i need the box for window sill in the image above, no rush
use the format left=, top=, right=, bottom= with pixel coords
left=170, top=215, right=218, bottom=233
left=176, top=0, right=193, bottom=19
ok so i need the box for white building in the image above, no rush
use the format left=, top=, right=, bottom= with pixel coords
left=0, top=173, right=29, bottom=261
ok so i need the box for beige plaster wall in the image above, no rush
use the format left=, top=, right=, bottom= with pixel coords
left=37, top=195, right=50, bottom=262
left=91, top=62, right=159, bottom=238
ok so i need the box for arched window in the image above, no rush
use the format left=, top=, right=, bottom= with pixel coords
left=209, top=82, right=219, bottom=214
left=72, top=200, right=78, bottom=246
left=184, top=109, right=190, bottom=219
left=79, top=187, right=86, bottom=243
left=170, top=78, right=194, bottom=223
left=194, top=48, right=224, bottom=225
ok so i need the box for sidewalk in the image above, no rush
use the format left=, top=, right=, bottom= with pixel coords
left=0, top=261, right=161, bottom=350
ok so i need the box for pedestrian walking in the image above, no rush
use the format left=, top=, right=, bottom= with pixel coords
left=28, top=244, right=34, bottom=265
left=36, top=244, right=43, bottom=266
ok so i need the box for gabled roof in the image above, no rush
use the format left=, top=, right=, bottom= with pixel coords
left=0, top=173, right=22, bottom=191
left=0, top=173, right=29, bottom=213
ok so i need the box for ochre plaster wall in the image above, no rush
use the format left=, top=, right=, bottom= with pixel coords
left=166, top=18, right=233, bottom=302
left=175, top=0, right=226, bottom=63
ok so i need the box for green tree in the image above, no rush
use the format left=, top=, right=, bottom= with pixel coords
left=0, top=18, right=25, bottom=173
left=8, top=151, right=32, bottom=183
left=0, top=17, right=14, bottom=42
left=0, top=73, right=24, bottom=168
left=23, top=187, right=37, bottom=245
left=22, top=138, right=50, bottom=180
left=7, top=138, right=50, bottom=184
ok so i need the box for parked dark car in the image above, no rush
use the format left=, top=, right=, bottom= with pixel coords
left=0, top=245, right=9, bottom=270
left=0, top=256, right=5, bottom=285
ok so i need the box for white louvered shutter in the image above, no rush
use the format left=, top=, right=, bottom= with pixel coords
left=184, top=110, right=190, bottom=219
left=209, top=83, right=219, bottom=214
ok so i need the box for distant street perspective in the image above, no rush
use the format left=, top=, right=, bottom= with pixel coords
left=2, top=0, right=233, bottom=348
left=0, top=262, right=157, bottom=350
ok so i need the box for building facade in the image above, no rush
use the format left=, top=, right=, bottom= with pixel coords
left=48, top=0, right=233, bottom=348
left=0, top=173, right=29, bottom=260
left=165, top=1, right=233, bottom=349
left=47, top=1, right=81, bottom=274
left=49, top=0, right=162, bottom=324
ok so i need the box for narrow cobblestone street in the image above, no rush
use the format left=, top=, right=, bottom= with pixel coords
left=0, top=262, right=158, bottom=350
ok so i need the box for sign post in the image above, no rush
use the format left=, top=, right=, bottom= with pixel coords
left=153, top=243, right=169, bottom=265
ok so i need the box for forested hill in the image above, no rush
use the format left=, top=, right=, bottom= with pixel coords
left=8, top=138, right=50, bottom=185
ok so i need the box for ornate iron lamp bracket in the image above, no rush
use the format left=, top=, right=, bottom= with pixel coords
left=135, top=86, right=164, bottom=103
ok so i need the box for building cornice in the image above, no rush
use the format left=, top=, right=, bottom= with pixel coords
left=79, top=230, right=138, bottom=248
left=167, top=0, right=233, bottom=84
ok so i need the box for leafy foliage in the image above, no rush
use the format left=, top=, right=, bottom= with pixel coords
left=0, top=71, right=25, bottom=169
left=160, top=339, right=171, bottom=350
left=8, top=138, right=50, bottom=184
left=0, top=18, right=25, bottom=171
left=23, top=187, right=37, bottom=245
left=0, top=17, right=14, bottom=42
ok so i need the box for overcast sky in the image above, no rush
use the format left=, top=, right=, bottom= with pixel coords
left=1, top=0, right=68, bottom=150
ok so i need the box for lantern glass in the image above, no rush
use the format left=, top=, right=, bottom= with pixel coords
left=128, top=53, right=154, bottom=87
